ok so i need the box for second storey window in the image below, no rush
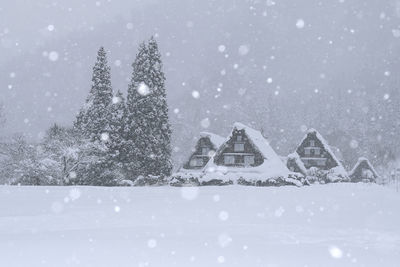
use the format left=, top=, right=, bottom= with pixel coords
left=234, top=143, right=244, bottom=152
left=190, top=158, right=203, bottom=167
left=201, top=147, right=209, bottom=155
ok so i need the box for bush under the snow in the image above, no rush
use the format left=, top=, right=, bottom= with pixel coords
left=169, top=173, right=307, bottom=187
left=133, top=175, right=168, bottom=186
left=305, top=167, right=349, bottom=184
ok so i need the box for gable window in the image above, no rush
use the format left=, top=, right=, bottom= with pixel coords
left=305, top=148, right=310, bottom=155
left=236, top=156, right=244, bottom=164
left=201, top=147, right=209, bottom=155
left=190, top=158, right=203, bottom=167
left=224, top=155, right=235, bottom=165
left=237, top=135, right=243, bottom=141
left=244, top=155, right=255, bottom=166
left=310, top=140, right=315, bottom=147
left=234, top=143, right=244, bottom=152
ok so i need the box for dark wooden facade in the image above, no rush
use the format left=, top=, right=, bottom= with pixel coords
left=214, top=129, right=263, bottom=167
left=295, top=131, right=338, bottom=170
left=183, top=136, right=218, bottom=169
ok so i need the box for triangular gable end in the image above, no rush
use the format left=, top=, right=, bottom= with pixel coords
left=295, top=128, right=345, bottom=170
left=183, top=132, right=225, bottom=170
left=349, top=157, right=379, bottom=182
left=211, top=122, right=288, bottom=171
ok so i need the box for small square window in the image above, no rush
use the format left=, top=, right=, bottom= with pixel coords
left=201, top=147, right=209, bottom=155
left=244, top=155, right=254, bottom=166
left=237, top=135, right=242, bottom=141
left=224, top=155, right=235, bottom=165
left=190, top=158, right=203, bottom=167
left=234, top=143, right=244, bottom=152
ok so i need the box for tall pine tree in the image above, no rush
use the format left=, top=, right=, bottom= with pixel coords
left=108, top=90, right=128, bottom=167
left=73, top=47, right=117, bottom=186
left=126, top=38, right=172, bottom=179
left=75, top=47, right=113, bottom=141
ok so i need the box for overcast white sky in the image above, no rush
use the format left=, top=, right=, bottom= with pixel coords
left=0, top=0, right=399, bottom=164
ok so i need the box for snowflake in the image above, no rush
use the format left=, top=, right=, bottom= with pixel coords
left=48, top=51, right=59, bottom=62
left=192, top=90, right=200, bottom=99
left=147, top=239, right=157, bottom=248
left=219, top=211, right=229, bottom=221
left=329, top=246, right=343, bottom=259
left=137, top=82, right=150, bottom=96
left=296, top=19, right=305, bottom=29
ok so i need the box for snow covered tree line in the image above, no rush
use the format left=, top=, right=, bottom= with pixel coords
left=0, top=37, right=172, bottom=186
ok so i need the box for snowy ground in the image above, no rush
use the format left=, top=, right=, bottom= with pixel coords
left=0, top=184, right=399, bottom=267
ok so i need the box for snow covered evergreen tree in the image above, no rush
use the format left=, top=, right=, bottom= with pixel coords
left=72, top=47, right=124, bottom=185
left=74, top=47, right=113, bottom=141
left=108, top=90, right=128, bottom=168
left=126, top=38, right=172, bottom=180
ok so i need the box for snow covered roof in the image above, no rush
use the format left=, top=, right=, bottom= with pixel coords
left=298, top=128, right=344, bottom=169
left=231, top=122, right=280, bottom=161
left=199, top=132, right=225, bottom=149
left=202, top=123, right=291, bottom=182
left=329, top=145, right=344, bottom=163
left=287, top=152, right=307, bottom=175
left=349, top=157, right=379, bottom=178
left=175, top=132, right=225, bottom=174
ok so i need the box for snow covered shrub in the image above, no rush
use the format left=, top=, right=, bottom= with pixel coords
left=118, top=179, right=134, bottom=186
left=0, top=134, right=62, bottom=185
left=304, top=167, right=348, bottom=184
left=200, top=179, right=234, bottom=186
left=133, top=175, right=167, bottom=186
left=169, top=175, right=200, bottom=187
left=237, top=173, right=306, bottom=187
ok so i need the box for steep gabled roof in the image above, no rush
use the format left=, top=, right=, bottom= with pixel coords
left=287, top=152, right=308, bottom=175
left=199, top=132, right=225, bottom=150
left=231, top=122, right=282, bottom=161
left=297, top=128, right=344, bottom=169
left=329, top=145, right=344, bottom=163
left=203, top=123, right=290, bottom=178
left=178, top=132, right=225, bottom=174
left=349, top=157, right=379, bottom=178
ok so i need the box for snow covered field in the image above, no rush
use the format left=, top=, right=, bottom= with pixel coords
left=0, top=184, right=399, bottom=267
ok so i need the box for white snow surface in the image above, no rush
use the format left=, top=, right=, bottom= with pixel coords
left=202, top=123, right=291, bottom=182
left=0, top=184, right=399, bottom=266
